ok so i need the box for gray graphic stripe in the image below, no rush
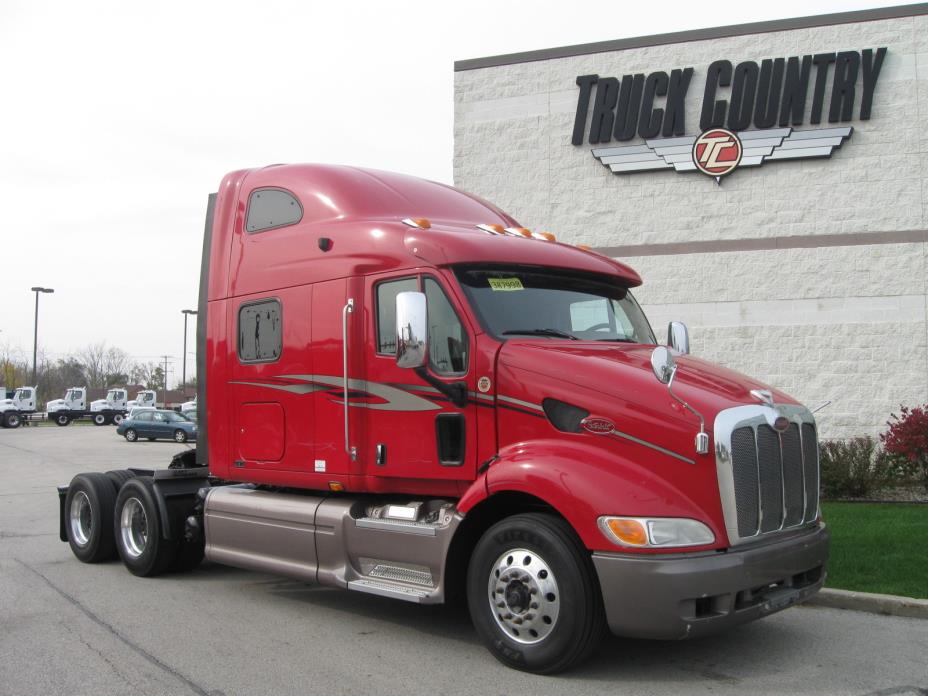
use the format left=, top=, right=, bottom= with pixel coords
left=229, top=380, right=327, bottom=395
left=279, top=374, right=441, bottom=412
left=607, top=430, right=695, bottom=465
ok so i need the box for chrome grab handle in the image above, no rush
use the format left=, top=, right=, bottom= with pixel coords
left=342, top=298, right=357, bottom=461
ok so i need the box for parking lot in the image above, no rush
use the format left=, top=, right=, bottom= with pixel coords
left=1, top=426, right=926, bottom=696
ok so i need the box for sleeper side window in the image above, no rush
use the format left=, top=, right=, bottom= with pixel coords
left=246, top=188, right=303, bottom=233
left=424, top=278, right=468, bottom=376
left=376, top=278, right=418, bottom=355
left=238, top=299, right=282, bottom=363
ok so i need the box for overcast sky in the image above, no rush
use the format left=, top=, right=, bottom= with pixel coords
left=0, top=0, right=916, bottom=387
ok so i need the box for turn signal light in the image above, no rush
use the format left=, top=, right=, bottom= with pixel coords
left=328, top=481, right=345, bottom=492
left=598, top=516, right=715, bottom=548
left=601, top=518, right=648, bottom=546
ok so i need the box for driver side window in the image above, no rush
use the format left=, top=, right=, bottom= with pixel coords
left=424, top=278, right=468, bottom=376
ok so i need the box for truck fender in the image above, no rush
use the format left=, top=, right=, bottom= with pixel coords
left=461, top=439, right=719, bottom=551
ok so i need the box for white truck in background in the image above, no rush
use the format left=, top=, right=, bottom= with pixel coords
left=126, top=389, right=157, bottom=412
left=0, top=386, right=38, bottom=428
left=46, top=387, right=137, bottom=426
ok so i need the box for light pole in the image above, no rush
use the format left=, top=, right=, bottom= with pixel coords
left=181, top=309, right=197, bottom=396
left=30, top=287, right=54, bottom=384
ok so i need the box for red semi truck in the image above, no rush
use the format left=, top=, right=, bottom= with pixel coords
left=59, top=164, right=828, bottom=673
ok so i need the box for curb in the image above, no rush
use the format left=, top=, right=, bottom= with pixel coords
left=805, top=588, right=928, bottom=619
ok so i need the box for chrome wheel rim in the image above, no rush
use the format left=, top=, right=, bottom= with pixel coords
left=120, top=497, right=148, bottom=559
left=126, top=429, right=136, bottom=441
left=488, top=547, right=560, bottom=645
left=69, top=491, right=92, bottom=546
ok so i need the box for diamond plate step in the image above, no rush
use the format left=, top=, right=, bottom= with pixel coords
left=347, top=578, right=429, bottom=603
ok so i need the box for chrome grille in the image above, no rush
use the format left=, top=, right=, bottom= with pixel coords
left=757, top=425, right=783, bottom=533
left=716, top=405, right=819, bottom=545
left=730, top=427, right=759, bottom=538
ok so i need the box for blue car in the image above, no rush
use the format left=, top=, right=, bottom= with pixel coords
left=116, top=409, right=198, bottom=443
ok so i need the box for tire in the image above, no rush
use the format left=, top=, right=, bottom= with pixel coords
left=105, top=469, right=134, bottom=490
left=466, top=513, right=605, bottom=674
left=173, top=429, right=187, bottom=444
left=124, top=428, right=138, bottom=442
left=3, top=411, right=22, bottom=429
left=55, top=414, right=71, bottom=426
left=65, top=472, right=119, bottom=563
left=147, top=437, right=156, bottom=442
left=93, top=413, right=107, bottom=426
left=114, top=477, right=178, bottom=577
left=112, top=413, right=124, bottom=425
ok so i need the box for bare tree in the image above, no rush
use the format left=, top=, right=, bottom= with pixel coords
left=79, top=343, right=131, bottom=388
left=130, top=361, right=164, bottom=390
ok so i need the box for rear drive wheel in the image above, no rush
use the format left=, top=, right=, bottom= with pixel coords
left=466, top=513, right=605, bottom=674
left=105, top=469, right=134, bottom=490
left=173, top=429, right=187, bottom=443
left=124, top=428, right=138, bottom=442
left=112, top=413, right=124, bottom=425
left=65, top=473, right=118, bottom=563
left=3, top=412, right=22, bottom=428
left=55, top=414, right=70, bottom=426
left=114, top=477, right=177, bottom=577
left=93, top=413, right=107, bottom=426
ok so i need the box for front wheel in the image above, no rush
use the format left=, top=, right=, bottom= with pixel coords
left=173, top=429, right=187, bottom=443
left=467, top=513, right=605, bottom=674
left=124, top=428, right=138, bottom=442
left=55, top=414, right=70, bottom=426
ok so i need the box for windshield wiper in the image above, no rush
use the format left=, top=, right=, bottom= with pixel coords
left=595, top=337, right=635, bottom=342
left=502, top=328, right=579, bottom=340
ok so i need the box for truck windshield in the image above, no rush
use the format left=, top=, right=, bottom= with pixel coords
left=455, top=267, right=656, bottom=344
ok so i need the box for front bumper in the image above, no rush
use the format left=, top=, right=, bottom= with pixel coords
left=593, top=523, right=829, bottom=640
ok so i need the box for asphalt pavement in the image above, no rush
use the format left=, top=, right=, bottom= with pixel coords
left=1, top=425, right=926, bottom=696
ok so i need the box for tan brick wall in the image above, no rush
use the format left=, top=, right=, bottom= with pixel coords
left=454, top=14, right=928, bottom=439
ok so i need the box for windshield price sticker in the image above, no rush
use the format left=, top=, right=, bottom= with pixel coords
left=488, top=278, right=524, bottom=292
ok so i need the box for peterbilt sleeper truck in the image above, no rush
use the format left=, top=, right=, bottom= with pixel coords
left=59, top=164, right=828, bottom=673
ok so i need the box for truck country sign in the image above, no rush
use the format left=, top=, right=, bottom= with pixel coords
left=572, top=48, right=886, bottom=179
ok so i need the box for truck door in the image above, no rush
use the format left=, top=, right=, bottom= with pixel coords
left=359, top=273, right=477, bottom=485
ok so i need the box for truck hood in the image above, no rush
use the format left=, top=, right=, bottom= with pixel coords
left=499, top=341, right=798, bottom=421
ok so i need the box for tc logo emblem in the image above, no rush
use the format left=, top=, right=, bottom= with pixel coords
left=692, top=128, right=742, bottom=178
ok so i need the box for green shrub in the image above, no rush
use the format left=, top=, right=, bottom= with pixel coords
left=819, top=437, right=891, bottom=499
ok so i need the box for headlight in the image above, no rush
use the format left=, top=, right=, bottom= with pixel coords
left=598, top=516, right=715, bottom=549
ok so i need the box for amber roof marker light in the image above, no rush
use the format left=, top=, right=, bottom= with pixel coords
left=402, top=218, right=431, bottom=229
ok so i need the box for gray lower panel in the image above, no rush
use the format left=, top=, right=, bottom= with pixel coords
left=593, top=524, right=829, bottom=640
left=203, top=486, right=462, bottom=604
left=204, top=486, right=323, bottom=582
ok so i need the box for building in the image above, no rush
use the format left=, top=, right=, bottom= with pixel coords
left=453, top=4, right=928, bottom=439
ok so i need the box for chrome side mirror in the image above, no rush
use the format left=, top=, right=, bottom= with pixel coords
left=396, top=291, right=428, bottom=369
left=650, top=345, right=709, bottom=455
left=650, top=346, right=676, bottom=385
left=667, top=321, right=690, bottom=355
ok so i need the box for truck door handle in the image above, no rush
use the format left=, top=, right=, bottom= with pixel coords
left=376, top=444, right=386, bottom=466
